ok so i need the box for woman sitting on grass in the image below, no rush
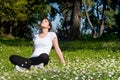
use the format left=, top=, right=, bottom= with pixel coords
left=9, top=18, right=65, bottom=71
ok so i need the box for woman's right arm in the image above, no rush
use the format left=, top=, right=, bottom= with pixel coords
left=53, top=37, right=65, bottom=65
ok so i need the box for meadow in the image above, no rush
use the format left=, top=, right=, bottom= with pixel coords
left=0, top=36, right=120, bottom=80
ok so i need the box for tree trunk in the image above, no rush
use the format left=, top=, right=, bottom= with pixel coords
left=62, top=10, right=70, bottom=40
left=99, top=0, right=106, bottom=37
left=116, top=12, right=120, bottom=41
left=96, top=1, right=100, bottom=37
left=0, top=26, right=4, bottom=36
left=9, top=21, right=13, bottom=35
left=70, top=0, right=81, bottom=40
left=118, top=25, right=120, bottom=41
left=83, top=0, right=96, bottom=38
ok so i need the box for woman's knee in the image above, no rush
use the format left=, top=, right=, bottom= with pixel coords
left=9, top=55, right=17, bottom=63
left=40, top=53, right=49, bottom=60
left=9, top=55, right=32, bottom=69
left=39, top=53, right=49, bottom=65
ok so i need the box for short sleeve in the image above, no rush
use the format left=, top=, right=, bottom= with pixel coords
left=50, top=32, right=57, bottom=41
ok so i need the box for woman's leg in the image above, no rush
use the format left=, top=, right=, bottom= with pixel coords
left=30, top=53, right=49, bottom=66
left=9, top=55, right=32, bottom=69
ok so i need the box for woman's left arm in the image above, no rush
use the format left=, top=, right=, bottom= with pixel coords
left=53, top=37, right=65, bottom=65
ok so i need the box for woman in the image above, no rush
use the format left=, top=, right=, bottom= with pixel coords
left=9, top=18, right=65, bottom=71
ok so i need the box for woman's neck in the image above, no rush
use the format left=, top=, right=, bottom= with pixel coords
left=40, top=29, right=49, bottom=34
left=39, top=29, right=49, bottom=38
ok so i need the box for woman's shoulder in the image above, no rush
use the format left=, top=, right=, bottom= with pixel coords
left=49, top=32, right=56, bottom=35
left=48, top=32, right=57, bottom=39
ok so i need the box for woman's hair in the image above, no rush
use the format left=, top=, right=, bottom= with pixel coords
left=41, top=17, right=52, bottom=31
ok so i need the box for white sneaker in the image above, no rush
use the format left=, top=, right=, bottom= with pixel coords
left=34, top=63, right=44, bottom=69
left=15, top=65, right=24, bottom=72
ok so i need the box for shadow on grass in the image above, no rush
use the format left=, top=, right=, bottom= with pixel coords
left=59, top=38, right=120, bottom=52
left=0, top=36, right=120, bottom=52
left=0, top=37, right=32, bottom=47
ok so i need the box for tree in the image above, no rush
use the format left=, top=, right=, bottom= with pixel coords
left=0, top=0, right=52, bottom=38
left=113, top=0, right=120, bottom=40
left=49, top=0, right=82, bottom=40
left=99, top=0, right=106, bottom=37
left=70, top=0, right=82, bottom=40
left=50, top=0, right=120, bottom=40
left=83, top=0, right=95, bottom=38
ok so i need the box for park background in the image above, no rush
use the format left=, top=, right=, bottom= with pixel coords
left=0, top=0, right=120, bottom=80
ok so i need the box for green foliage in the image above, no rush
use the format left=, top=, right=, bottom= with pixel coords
left=0, top=0, right=120, bottom=39
left=106, top=8, right=116, bottom=26
left=13, top=0, right=28, bottom=21
left=0, top=37, right=120, bottom=80
left=86, top=0, right=94, bottom=6
left=0, top=0, right=53, bottom=38
left=0, top=0, right=52, bottom=22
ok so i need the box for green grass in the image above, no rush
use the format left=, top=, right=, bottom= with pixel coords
left=0, top=37, right=120, bottom=80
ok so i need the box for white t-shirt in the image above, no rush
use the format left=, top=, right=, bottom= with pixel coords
left=30, top=32, right=57, bottom=57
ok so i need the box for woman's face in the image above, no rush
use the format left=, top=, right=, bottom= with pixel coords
left=40, top=19, right=50, bottom=29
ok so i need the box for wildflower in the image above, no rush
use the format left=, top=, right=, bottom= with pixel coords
left=0, top=76, right=6, bottom=80
left=43, top=78, right=46, bottom=80
left=75, top=76, right=79, bottom=80
left=118, top=77, right=120, bottom=80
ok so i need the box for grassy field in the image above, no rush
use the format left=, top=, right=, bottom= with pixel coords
left=0, top=37, right=120, bottom=80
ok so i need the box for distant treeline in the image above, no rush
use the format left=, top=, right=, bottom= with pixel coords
left=0, top=0, right=120, bottom=40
